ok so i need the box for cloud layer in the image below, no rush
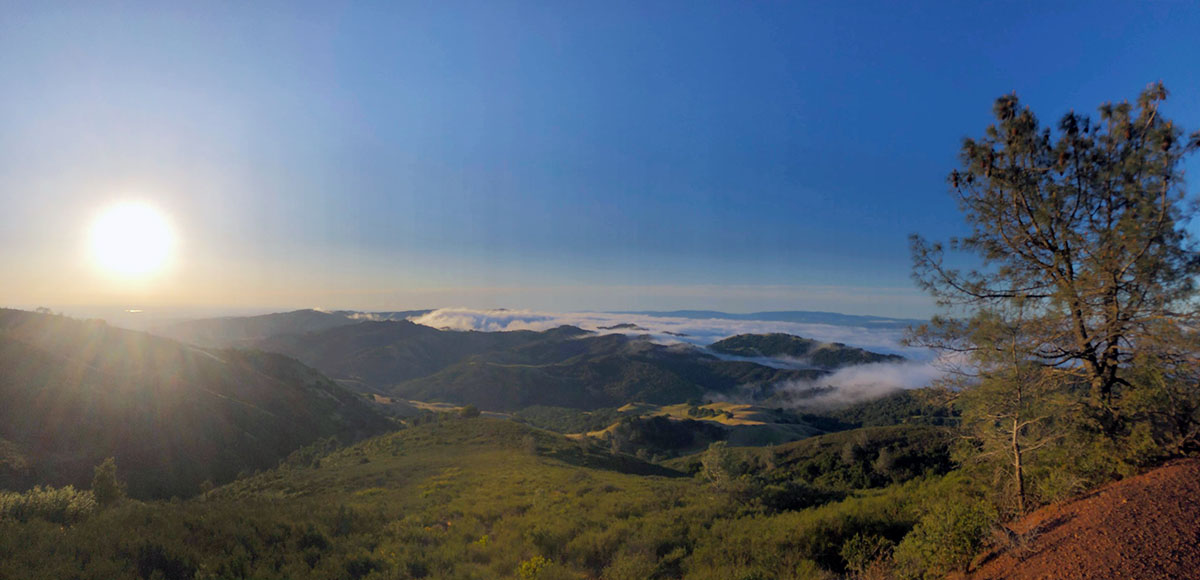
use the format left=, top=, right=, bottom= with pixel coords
left=408, top=307, right=920, bottom=357
left=773, top=359, right=946, bottom=407
left=407, top=308, right=947, bottom=408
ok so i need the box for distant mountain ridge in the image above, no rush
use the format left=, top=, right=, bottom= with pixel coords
left=710, top=333, right=905, bottom=367
left=144, top=309, right=914, bottom=414
left=613, top=310, right=923, bottom=329
left=0, top=309, right=392, bottom=498
left=152, top=308, right=431, bottom=347
left=391, top=331, right=827, bottom=411
left=250, top=321, right=908, bottom=412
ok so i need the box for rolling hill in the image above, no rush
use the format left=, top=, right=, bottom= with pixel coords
left=0, top=308, right=392, bottom=498
left=255, top=320, right=569, bottom=391
left=249, top=321, right=903, bottom=411
left=709, top=333, right=905, bottom=367
left=151, top=308, right=432, bottom=348
left=150, top=308, right=357, bottom=348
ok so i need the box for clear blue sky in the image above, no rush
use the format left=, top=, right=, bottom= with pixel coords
left=2, top=1, right=1198, bottom=318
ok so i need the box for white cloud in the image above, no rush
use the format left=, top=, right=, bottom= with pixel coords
left=408, top=308, right=950, bottom=407
left=409, top=307, right=929, bottom=357
left=772, top=359, right=945, bottom=408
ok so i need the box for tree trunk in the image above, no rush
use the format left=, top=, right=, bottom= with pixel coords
left=1012, top=417, right=1026, bottom=516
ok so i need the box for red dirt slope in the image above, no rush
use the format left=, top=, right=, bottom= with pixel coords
left=965, top=458, right=1200, bottom=580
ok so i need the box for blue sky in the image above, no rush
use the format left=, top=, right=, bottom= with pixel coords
left=2, top=1, right=1198, bottom=318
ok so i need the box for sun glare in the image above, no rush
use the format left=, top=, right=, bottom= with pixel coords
left=90, top=202, right=174, bottom=277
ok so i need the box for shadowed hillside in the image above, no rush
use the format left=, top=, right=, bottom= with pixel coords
left=710, top=333, right=905, bottom=367
left=256, top=320, right=568, bottom=391
left=151, top=309, right=432, bottom=348
left=256, top=322, right=835, bottom=410
left=391, top=332, right=827, bottom=411
left=0, top=309, right=393, bottom=498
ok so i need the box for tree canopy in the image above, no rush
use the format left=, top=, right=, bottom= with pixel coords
left=911, top=84, right=1200, bottom=510
left=912, top=82, right=1200, bottom=408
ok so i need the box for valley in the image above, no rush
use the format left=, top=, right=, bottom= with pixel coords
left=2, top=306, right=1197, bottom=579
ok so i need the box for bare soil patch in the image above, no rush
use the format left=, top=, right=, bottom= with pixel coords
left=963, top=458, right=1200, bottom=580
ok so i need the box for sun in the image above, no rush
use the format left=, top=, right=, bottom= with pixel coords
left=90, top=202, right=174, bottom=277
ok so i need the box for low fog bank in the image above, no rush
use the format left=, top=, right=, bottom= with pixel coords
left=705, top=358, right=947, bottom=410
left=410, top=308, right=946, bottom=408
left=777, top=359, right=944, bottom=408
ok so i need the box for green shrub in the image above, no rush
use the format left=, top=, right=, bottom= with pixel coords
left=840, top=532, right=894, bottom=574
left=518, top=555, right=550, bottom=579
left=92, top=457, right=125, bottom=506
left=892, top=499, right=995, bottom=579
left=0, top=485, right=97, bottom=524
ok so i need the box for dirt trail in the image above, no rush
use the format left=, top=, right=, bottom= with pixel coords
left=964, top=458, right=1200, bottom=580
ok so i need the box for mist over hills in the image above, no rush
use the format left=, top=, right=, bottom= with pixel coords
left=612, top=310, right=923, bottom=329
left=390, top=331, right=829, bottom=411
left=710, top=333, right=906, bottom=367
left=229, top=311, right=916, bottom=411
left=0, top=309, right=391, bottom=498
left=141, top=306, right=921, bottom=353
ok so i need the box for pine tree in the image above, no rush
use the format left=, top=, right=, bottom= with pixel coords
left=92, top=457, right=125, bottom=507
left=911, top=83, right=1200, bottom=431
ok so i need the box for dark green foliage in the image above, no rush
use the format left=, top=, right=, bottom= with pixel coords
left=671, top=425, right=956, bottom=494
left=840, top=531, right=895, bottom=575
left=606, top=416, right=727, bottom=458
left=814, top=388, right=958, bottom=429
left=135, top=541, right=196, bottom=580
left=892, top=498, right=996, bottom=579
left=513, top=406, right=621, bottom=433
left=280, top=436, right=343, bottom=469
left=710, top=333, right=904, bottom=368
left=92, top=458, right=125, bottom=507
left=0, top=485, right=96, bottom=524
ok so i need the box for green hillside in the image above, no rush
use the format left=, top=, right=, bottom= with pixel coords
left=709, top=333, right=904, bottom=367
left=392, top=333, right=824, bottom=411
left=667, top=424, right=956, bottom=492
left=258, top=322, right=828, bottom=411
left=0, top=417, right=970, bottom=579
left=256, top=321, right=573, bottom=392
left=0, top=309, right=392, bottom=498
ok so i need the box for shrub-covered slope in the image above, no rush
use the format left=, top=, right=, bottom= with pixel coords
left=0, top=417, right=970, bottom=579
left=0, top=309, right=392, bottom=498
